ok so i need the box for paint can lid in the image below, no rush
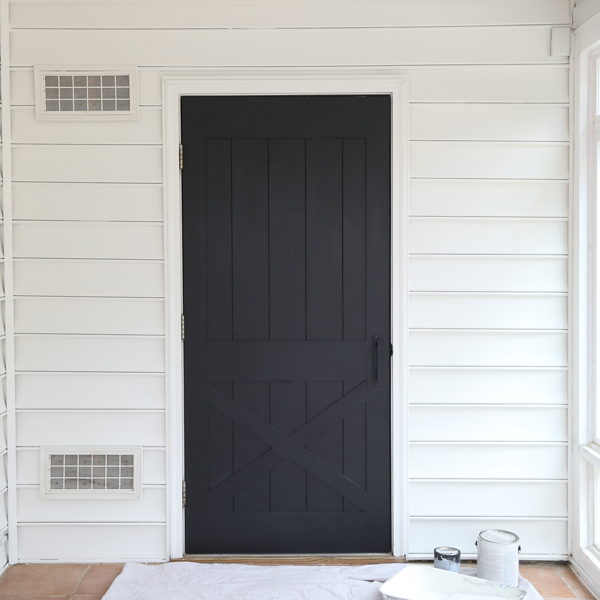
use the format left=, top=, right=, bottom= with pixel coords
left=434, top=547, right=460, bottom=557
left=478, top=529, right=519, bottom=545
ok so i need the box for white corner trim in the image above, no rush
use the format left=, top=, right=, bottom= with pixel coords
left=1, top=0, right=17, bottom=566
left=162, top=68, right=410, bottom=560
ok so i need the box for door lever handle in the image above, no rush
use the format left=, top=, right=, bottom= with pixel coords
left=373, top=335, right=382, bottom=387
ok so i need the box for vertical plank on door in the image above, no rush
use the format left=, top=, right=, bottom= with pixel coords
left=209, top=381, right=234, bottom=513
left=270, top=381, right=307, bottom=512
left=343, top=380, right=367, bottom=512
left=207, top=139, right=233, bottom=341
left=343, top=138, right=367, bottom=341
left=306, top=139, right=343, bottom=341
left=307, top=381, right=344, bottom=512
left=269, top=139, right=306, bottom=341
left=233, top=382, right=270, bottom=512
left=232, top=139, right=269, bottom=341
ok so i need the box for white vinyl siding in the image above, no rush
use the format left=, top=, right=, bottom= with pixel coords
left=0, top=8, right=9, bottom=574
left=7, top=0, right=569, bottom=561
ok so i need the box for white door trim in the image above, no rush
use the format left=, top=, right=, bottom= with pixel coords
left=162, top=69, right=410, bottom=559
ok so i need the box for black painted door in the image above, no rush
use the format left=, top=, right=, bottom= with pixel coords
left=182, top=96, right=391, bottom=554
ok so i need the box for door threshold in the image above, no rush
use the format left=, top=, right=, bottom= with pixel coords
left=178, top=554, right=405, bottom=565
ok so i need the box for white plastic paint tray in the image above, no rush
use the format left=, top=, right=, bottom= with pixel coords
left=379, top=566, right=527, bottom=600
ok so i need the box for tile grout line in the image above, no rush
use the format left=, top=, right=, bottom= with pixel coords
left=551, top=564, right=589, bottom=600
left=69, top=563, right=92, bottom=600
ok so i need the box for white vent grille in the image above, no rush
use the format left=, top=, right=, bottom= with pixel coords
left=41, top=447, right=142, bottom=499
left=35, top=66, right=138, bottom=120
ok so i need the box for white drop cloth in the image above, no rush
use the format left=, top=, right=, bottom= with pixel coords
left=102, top=562, right=545, bottom=600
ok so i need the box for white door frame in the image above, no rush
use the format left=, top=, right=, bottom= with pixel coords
left=162, top=69, right=410, bottom=559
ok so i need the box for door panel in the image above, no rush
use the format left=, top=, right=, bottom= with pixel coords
left=182, top=95, right=391, bottom=553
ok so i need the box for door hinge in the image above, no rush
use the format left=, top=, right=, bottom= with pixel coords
left=390, top=343, right=393, bottom=357
left=181, top=314, right=185, bottom=340
left=182, top=480, right=186, bottom=507
left=179, top=144, right=183, bottom=170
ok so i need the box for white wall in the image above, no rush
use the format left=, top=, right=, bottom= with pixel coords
left=0, top=2, right=11, bottom=572
left=6, top=0, right=570, bottom=561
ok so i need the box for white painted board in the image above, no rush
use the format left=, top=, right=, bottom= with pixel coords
left=11, top=108, right=162, bottom=145
left=16, top=373, right=165, bottom=410
left=409, top=180, right=568, bottom=217
left=410, top=104, right=568, bottom=141
left=13, top=183, right=163, bottom=222
left=409, top=368, right=567, bottom=405
left=410, top=218, right=568, bottom=255
left=9, top=0, right=570, bottom=29
left=408, top=518, right=567, bottom=556
left=409, top=256, right=568, bottom=292
left=408, top=66, right=569, bottom=103
left=11, top=64, right=570, bottom=107
left=410, top=331, right=568, bottom=367
left=16, top=411, right=165, bottom=446
left=14, top=260, right=164, bottom=298
left=11, top=28, right=566, bottom=68
left=15, top=336, right=165, bottom=372
left=409, top=294, right=567, bottom=329
left=17, top=524, right=167, bottom=561
left=410, top=142, right=568, bottom=179
left=16, top=486, right=166, bottom=523
left=410, top=406, right=567, bottom=442
left=410, top=443, right=567, bottom=479
left=12, top=145, right=162, bottom=184
left=14, top=222, right=164, bottom=260
left=15, top=298, right=165, bottom=335
left=410, top=481, right=567, bottom=518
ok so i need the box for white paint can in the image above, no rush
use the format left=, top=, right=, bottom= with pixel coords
left=433, top=546, right=461, bottom=573
left=476, top=529, right=520, bottom=587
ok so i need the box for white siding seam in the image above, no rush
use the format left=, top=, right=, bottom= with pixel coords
left=7, top=25, right=572, bottom=32
left=15, top=371, right=165, bottom=375
left=410, top=441, right=569, bottom=445
left=2, top=0, right=15, bottom=565
left=14, top=334, right=165, bottom=339
left=411, top=516, right=569, bottom=521
left=17, top=520, right=165, bottom=528
left=409, top=253, right=569, bottom=257
left=14, top=220, right=163, bottom=224
left=13, top=258, right=164, bottom=263
left=14, top=371, right=164, bottom=375
left=14, top=484, right=166, bottom=489
left=16, top=445, right=166, bottom=450
left=410, top=328, right=567, bottom=332
left=410, top=478, right=567, bottom=483
left=409, top=291, right=568, bottom=295
left=409, top=216, right=569, bottom=221
left=15, top=409, right=165, bottom=413
left=409, top=403, right=567, bottom=408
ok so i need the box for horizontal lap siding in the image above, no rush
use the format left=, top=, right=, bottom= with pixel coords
left=8, top=0, right=569, bottom=561
left=10, top=6, right=169, bottom=562
left=0, top=22, right=9, bottom=572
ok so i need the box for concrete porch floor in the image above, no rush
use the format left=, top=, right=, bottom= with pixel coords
left=0, top=560, right=593, bottom=599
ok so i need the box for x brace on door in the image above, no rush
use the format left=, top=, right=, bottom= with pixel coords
left=207, top=382, right=369, bottom=511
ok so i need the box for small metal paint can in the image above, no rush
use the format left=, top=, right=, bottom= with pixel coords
left=433, top=546, right=461, bottom=573
left=476, top=529, right=520, bottom=587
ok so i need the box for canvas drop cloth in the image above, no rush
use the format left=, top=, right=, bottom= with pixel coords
left=102, top=562, right=545, bottom=600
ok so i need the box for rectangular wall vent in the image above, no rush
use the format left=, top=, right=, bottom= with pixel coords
left=41, top=447, right=142, bottom=499
left=34, top=66, right=138, bottom=120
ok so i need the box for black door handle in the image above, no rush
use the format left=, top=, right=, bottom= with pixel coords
left=374, top=335, right=381, bottom=387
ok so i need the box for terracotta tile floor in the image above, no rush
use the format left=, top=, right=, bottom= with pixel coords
left=0, top=560, right=593, bottom=599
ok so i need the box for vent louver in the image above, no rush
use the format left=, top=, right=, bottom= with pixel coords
left=41, top=447, right=142, bottom=499
left=35, top=66, right=138, bottom=120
